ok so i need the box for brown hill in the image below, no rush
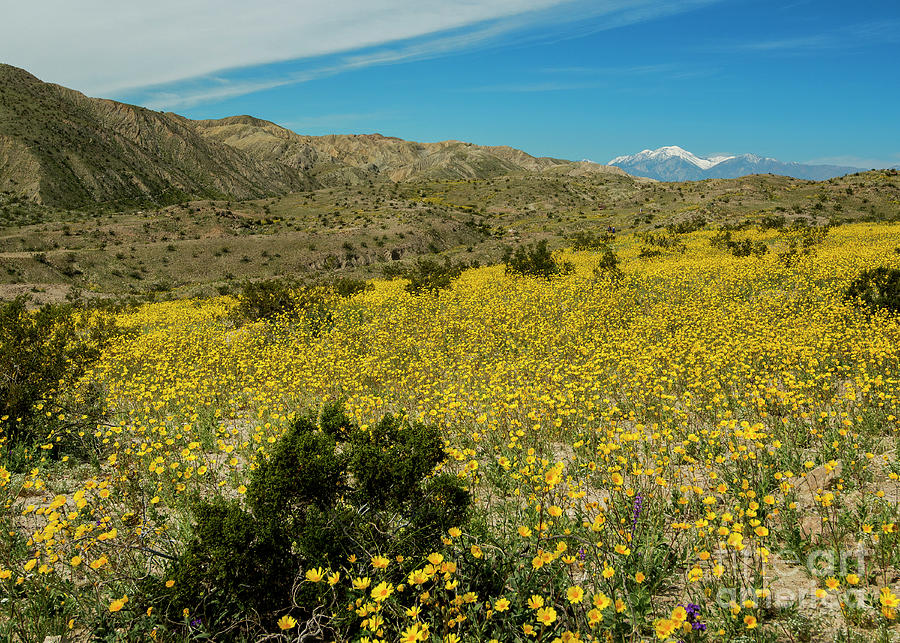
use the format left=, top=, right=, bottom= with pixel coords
left=193, top=115, right=627, bottom=185
left=0, top=64, right=627, bottom=207
left=0, top=65, right=306, bottom=207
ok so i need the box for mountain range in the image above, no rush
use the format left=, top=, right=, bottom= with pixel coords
left=608, top=146, right=867, bottom=182
left=0, top=64, right=625, bottom=208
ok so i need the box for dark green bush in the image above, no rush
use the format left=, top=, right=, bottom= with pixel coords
left=236, top=278, right=296, bottom=321
left=503, top=240, right=573, bottom=278
left=383, top=257, right=469, bottom=294
left=329, top=276, right=372, bottom=298
left=592, top=248, right=622, bottom=281
left=157, top=404, right=470, bottom=636
left=246, top=416, right=346, bottom=516
left=568, top=230, right=614, bottom=251
left=636, top=232, right=686, bottom=257
left=777, top=226, right=829, bottom=266
left=845, top=267, right=900, bottom=313
left=405, top=257, right=468, bottom=293
left=236, top=279, right=335, bottom=335
left=0, top=297, right=119, bottom=456
left=161, top=498, right=294, bottom=624
left=711, top=232, right=768, bottom=258
left=666, top=214, right=706, bottom=234
left=348, top=413, right=443, bottom=510
left=758, top=214, right=787, bottom=230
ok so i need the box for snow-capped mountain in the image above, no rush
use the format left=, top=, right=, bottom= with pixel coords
left=608, top=146, right=865, bottom=181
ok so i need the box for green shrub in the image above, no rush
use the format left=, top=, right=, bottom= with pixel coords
left=157, top=404, right=470, bottom=637
left=246, top=416, right=346, bottom=516
left=777, top=226, right=829, bottom=266
left=845, top=267, right=900, bottom=313
left=348, top=413, right=443, bottom=510
left=236, top=279, right=335, bottom=335
left=636, top=232, right=686, bottom=258
left=568, top=230, right=614, bottom=251
left=0, top=297, right=119, bottom=456
left=329, top=276, right=372, bottom=298
left=383, top=257, right=468, bottom=294
left=758, top=214, right=787, bottom=230
left=236, top=278, right=296, bottom=321
left=666, top=214, right=706, bottom=234
left=503, top=240, right=573, bottom=278
left=711, top=232, right=768, bottom=258
left=592, top=248, right=622, bottom=281
left=405, top=257, right=467, bottom=293
left=160, top=498, right=294, bottom=625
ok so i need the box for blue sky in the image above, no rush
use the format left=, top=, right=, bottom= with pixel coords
left=3, top=0, right=898, bottom=167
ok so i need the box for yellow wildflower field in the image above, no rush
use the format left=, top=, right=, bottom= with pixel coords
left=2, top=222, right=900, bottom=641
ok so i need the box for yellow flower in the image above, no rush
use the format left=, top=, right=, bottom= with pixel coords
left=744, top=615, right=758, bottom=629
left=566, top=586, right=584, bottom=604
left=527, top=595, right=545, bottom=610
left=408, top=568, right=429, bottom=585
left=353, top=576, right=372, bottom=590
left=880, top=587, right=899, bottom=609
left=470, top=545, right=483, bottom=558
left=825, top=577, right=840, bottom=591
left=655, top=619, right=675, bottom=639
left=592, top=593, right=611, bottom=610
left=448, top=527, right=462, bottom=538
left=109, top=595, right=128, bottom=613
left=371, top=555, right=390, bottom=570
left=535, top=606, right=557, bottom=626
left=305, top=567, right=325, bottom=583
left=70, top=556, right=82, bottom=567
left=400, top=623, right=428, bottom=642
left=881, top=588, right=899, bottom=619
left=277, top=615, right=297, bottom=630
left=494, top=597, right=510, bottom=612
left=370, top=581, right=393, bottom=602
left=635, top=572, right=645, bottom=583
left=165, top=579, right=175, bottom=588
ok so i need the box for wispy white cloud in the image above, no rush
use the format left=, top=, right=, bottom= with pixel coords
left=805, top=154, right=900, bottom=169
left=738, top=35, right=832, bottom=52
left=0, top=0, right=723, bottom=109
left=728, top=19, right=900, bottom=53
left=0, top=0, right=568, bottom=95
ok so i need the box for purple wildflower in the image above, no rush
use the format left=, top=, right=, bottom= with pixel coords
left=630, top=493, right=644, bottom=535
